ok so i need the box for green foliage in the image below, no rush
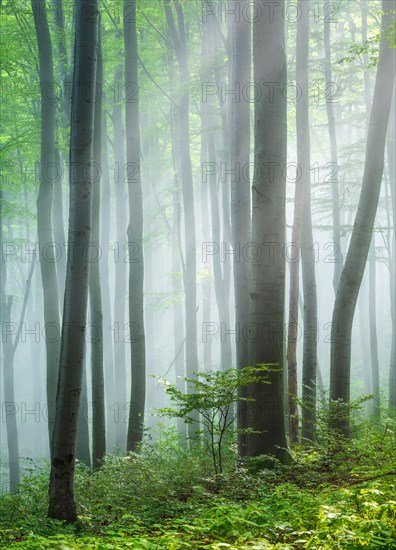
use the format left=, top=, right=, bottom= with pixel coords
left=158, top=366, right=267, bottom=476
left=1, top=417, right=395, bottom=548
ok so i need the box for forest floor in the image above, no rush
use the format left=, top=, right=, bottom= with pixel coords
left=0, top=419, right=395, bottom=549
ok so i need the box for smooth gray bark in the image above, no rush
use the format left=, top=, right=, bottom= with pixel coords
left=246, top=0, right=288, bottom=461
left=112, top=64, right=128, bottom=449
left=124, top=0, right=146, bottom=452
left=90, top=25, right=106, bottom=467
left=31, top=0, right=61, bottom=451
left=48, top=0, right=99, bottom=521
left=329, top=0, right=396, bottom=436
left=387, top=90, right=395, bottom=408
left=324, top=4, right=343, bottom=291
left=229, top=0, right=251, bottom=453
left=298, top=0, right=318, bottom=444
left=100, top=109, right=115, bottom=451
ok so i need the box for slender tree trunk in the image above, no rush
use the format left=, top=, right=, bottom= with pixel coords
left=2, top=258, right=35, bottom=492
left=229, top=0, right=251, bottom=454
left=200, top=100, right=212, bottom=372
left=90, top=25, right=106, bottom=467
left=361, top=0, right=380, bottom=420
left=100, top=109, right=115, bottom=451
left=48, top=0, right=99, bottom=521
left=170, top=96, right=188, bottom=441
left=124, top=0, right=146, bottom=452
left=165, top=0, right=199, bottom=441
left=358, top=278, right=373, bottom=415
left=287, top=4, right=307, bottom=445
left=53, top=0, right=69, bottom=122
left=172, top=188, right=187, bottom=441
left=31, top=0, right=61, bottom=451
left=368, top=237, right=381, bottom=418
left=211, top=11, right=232, bottom=372
left=298, top=0, right=318, bottom=444
left=388, top=91, right=396, bottom=408
left=76, top=358, right=91, bottom=468
left=324, top=4, right=343, bottom=291
left=205, top=14, right=232, bottom=372
left=329, top=0, right=396, bottom=437
left=3, top=302, right=21, bottom=492
left=0, top=190, right=5, bottom=474
left=246, top=0, right=288, bottom=462
left=52, top=0, right=69, bottom=299
left=112, top=65, right=128, bottom=449
left=53, top=148, right=66, bottom=300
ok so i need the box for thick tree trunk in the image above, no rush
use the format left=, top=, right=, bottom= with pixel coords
left=124, top=0, right=146, bottom=452
left=48, top=0, right=99, bottom=521
left=31, top=0, right=61, bottom=450
left=246, top=0, right=288, bottom=461
left=90, top=25, right=106, bottom=468
left=329, top=0, right=396, bottom=437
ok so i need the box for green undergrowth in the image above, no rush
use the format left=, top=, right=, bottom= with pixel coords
left=0, top=418, right=395, bottom=549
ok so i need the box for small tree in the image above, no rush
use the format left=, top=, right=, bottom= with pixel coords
left=159, top=366, right=267, bottom=477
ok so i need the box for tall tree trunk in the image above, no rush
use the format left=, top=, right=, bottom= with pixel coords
left=112, top=64, right=128, bottom=449
left=329, top=0, right=396, bottom=437
left=48, top=0, right=99, bottom=521
left=229, top=0, right=251, bottom=454
left=205, top=13, right=232, bottom=372
left=246, top=0, right=288, bottom=462
left=361, top=0, right=380, bottom=420
left=164, top=0, right=199, bottom=441
left=299, top=0, right=318, bottom=444
left=124, top=0, right=146, bottom=452
left=31, top=0, right=61, bottom=451
left=388, top=91, right=396, bottom=408
left=211, top=10, right=233, bottom=373
left=100, top=109, right=115, bottom=451
left=287, top=0, right=308, bottom=446
left=324, top=3, right=343, bottom=291
left=90, top=24, right=106, bottom=467
left=200, top=103, right=212, bottom=372
left=170, top=96, right=188, bottom=441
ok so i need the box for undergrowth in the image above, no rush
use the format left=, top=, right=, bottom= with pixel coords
left=0, top=414, right=395, bottom=549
